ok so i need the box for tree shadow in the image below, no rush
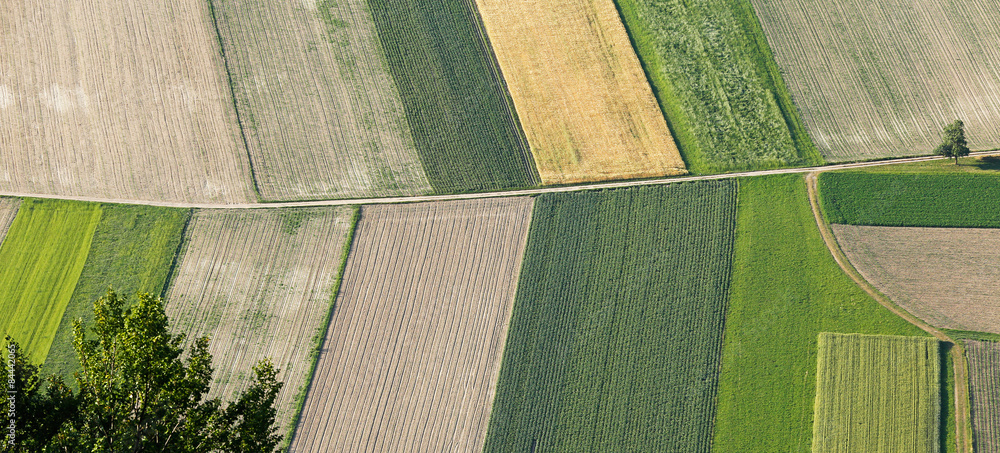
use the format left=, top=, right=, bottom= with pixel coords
left=971, top=155, right=1000, bottom=171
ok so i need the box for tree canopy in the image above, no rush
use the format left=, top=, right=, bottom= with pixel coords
left=934, top=119, right=971, bottom=164
left=2, top=290, right=282, bottom=452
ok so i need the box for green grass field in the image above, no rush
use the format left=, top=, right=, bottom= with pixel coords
left=368, top=0, right=539, bottom=193
left=614, top=0, right=822, bottom=173
left=484, top=181, right=736, bottom=452
left=818, top=172, right=1000, bottom=227
left=0, top=199, right=101, bottom=363
left=44, top=204, right=190, bottom=380
left=712, top=174, right=928, bottom=452
left=812, top=333, right=940, bottom=453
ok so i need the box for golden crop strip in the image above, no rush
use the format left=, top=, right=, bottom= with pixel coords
left=473, top=0, right=686, bottom=184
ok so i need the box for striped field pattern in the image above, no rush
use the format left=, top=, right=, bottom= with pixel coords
left=964, top=340, right=1000, bottom=453
left=0, top=198, right=19, bottom=245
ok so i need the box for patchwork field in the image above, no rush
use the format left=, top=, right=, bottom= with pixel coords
left=0, top=0, right=255, bottom=203
left=0, top=198, right=19, bottom=243
left=819, top=173, right=1000, bottom=228
left=484, top=182, right=736, bottom=452
left=368, top=0, right=539, bottom=193
left=164, top=207, right=355, bottom=437
left=751, top=0, right=1000, bottom=161
left=0, top=199, right=100, bottom=362
left=964, top=340, right=1000, bottom=453
left=290, top=198, right=533, bottom=452
left=832, top=224, right=1000, bottom=335
left=812, top=333, right=940, bottom=452
left=210, top=0, right=431, bottom=201
left=615, top=0, right=821, bottom=173
left=713, top=175, right=927, bottom=452
left=45, top=205, right=190, bottom=381
left=474, top=0, right=686, bottom=183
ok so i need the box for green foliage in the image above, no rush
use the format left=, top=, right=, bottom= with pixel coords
left=615, top=0, right=822, bottom=174
left=367, top=0, right=539, bottom=192
left=713, top=175, right=927, bottom=452
left=0, top=339, right=78, bottom=451
left=0, top=199, right=101, bottom=363
left=818, top=172, right=1000, bottom=227
left=484, top=181, right=737, bottom=451
left=812, top=333, right=940, bottom=453
left=935, top=120, right=971, bottom=163
left=45, top=205, right=190, bottom=382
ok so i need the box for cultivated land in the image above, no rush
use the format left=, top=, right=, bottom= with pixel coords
left=713, top=175, right=927, bottom=452
left=0, top=199, right=100, bottom=362
left=832, top=225, right=1000, bottom=335
left=751, top=0, right=1000, bottom=161
left=485, top=182, right=736, bottom=452
left=820, top=172, right=1000, bottom=228
left=615, top=0, right=821, bottom=173
left=812, top=333, right=940, bottom=453
left=964, top=340, right=1000, bottom=453
left=0, top=0, right=255, bottom=203
left=368, top=0, right=539, bottom=193
left=164, top=207, right=355, bottom=436
left=474, top=0, right=686, bottom=184
left=290, top=198, right=533, bottom=452
left=211, top=0, right=431, bottom=200
left=0, top=198, right=19, bottom=244
left=45, top=205, right=190, bottom=381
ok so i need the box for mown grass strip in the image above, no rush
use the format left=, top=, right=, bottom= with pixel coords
left=368, top=0, right=539, bottom=193
left=484, top=181, right=736, bottom=451
left=713, top=174, right=927, bottom=452
left=0, top=199, right=101, bottom=363
left=44, top=204, right=191, bottom=381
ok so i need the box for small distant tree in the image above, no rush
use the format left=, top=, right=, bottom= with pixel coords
left=934, top=119, right=971, bottom=164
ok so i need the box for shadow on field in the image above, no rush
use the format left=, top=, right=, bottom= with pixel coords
left=940, top=341, right=952, bottom=453
left=971, top=156, right=1000, bottom=171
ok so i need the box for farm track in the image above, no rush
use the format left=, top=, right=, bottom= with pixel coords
left=806, top=172, right=973, bottom=453
left=2, top=152, right=996, bottom=209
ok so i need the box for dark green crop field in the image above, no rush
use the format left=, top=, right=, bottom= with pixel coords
left=484, top=181, right=736, bottom=452
left=615, top=0, right=822, bottom=173
left=368, top=0, right=538, bottom=193
left=819, top=172, right=1000, bottom=227
left=45, top=204, right=190, bottom=380
left=713, top=175, right=927, bottom=452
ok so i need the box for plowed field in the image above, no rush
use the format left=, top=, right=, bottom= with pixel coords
left=964, top=340, right=1000, bottom=453
left=0, top=0, right=255, bottom=203
left=832, top=224, right=1000, bottom=334
left=290, top=198, right=533, bottom=452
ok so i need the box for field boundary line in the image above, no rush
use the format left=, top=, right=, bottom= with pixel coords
left=805, top=171, right=973, bottom=453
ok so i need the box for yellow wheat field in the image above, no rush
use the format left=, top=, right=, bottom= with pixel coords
left=473, top=0, right=686, bottom=184
left=0, top=0, right=255, bottom=203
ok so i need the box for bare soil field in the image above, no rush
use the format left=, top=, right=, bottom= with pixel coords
left=751, top=0, right=1000, bottom=161
left=0, top=198, right=19, bottom=245
left=289, top=198, right=533, bottom=452
left=832, top=224, right=1000, bottom=334
left=211, top=0, right=431, bottom=201
left=164, top=207, right=355, bottom=434
left=473, top=0, right=686, bottom=184
left=964, top=340, right=1000, bottom=453
left=0, top=0, right=255, bottom=203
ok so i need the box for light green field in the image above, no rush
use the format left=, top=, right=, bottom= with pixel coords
left=813, top=333, right=940, bottom=453
left=0, top=199, right=101, bottom=363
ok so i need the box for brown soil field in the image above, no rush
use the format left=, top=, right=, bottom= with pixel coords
left=473, top=0, right=686, bottom=184
left=164, top=207, right=355, bottom=434
left=0, top=199, right=20, bottom=245
left=964, top=340, right=1000, bottom=453
left=289, top=198, right=533, bottom=452
left=212, top=0, right=431, bottom=201
left=0, top=0, right=255, bottom=203
left=751, top=0, right=1000, bottom=161
left=832, top=224, right=1000, bottom=334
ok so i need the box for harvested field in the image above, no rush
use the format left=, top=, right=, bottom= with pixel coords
left=474, top=0, right=686, bottom=184
left=290, top=198, right=534, bottom=452
left=164, top=207, right=355, bottom=436
left=211, top=0, right=431, bottom=200
left=0, top=0, right=255, bottom=203
left=0, top=198, right=19, bottom=244
left=812, top=333, right=940, bottom=453
left=832, top=224, right=1000, bottom=335
left=751, top=0, right=1000, bottom=161
left=484, top=183, right=736, bottom=452
left=964, top=340, right=1000, bottom=453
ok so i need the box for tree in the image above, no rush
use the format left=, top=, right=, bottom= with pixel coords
left=2, top=290, right=283, bottom=452
left=934, top=119, right=971, bottom=164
